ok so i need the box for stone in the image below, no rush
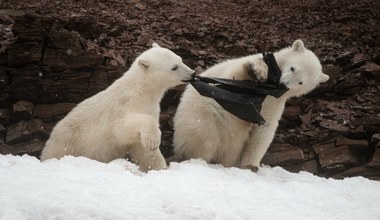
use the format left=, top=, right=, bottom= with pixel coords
left=313, top=142, right=335, bottom=155
left=6, top=119, right=49, bottom=144
left=224, top=44, right=247, bottom=56
left=0, top=108, right=10, bottom=124
left=302, top=159, right=320, bottom=174
left=334, top=166, right=369, bottom=179
left=367, top=148, right=380, bottom=168
left=33, top=104, right=53, bottom=122
left=360, top=62, right=380, bottom=76
left=335, top=136, right=369, bottom=152
left=262, top=144, right=304, bottom=166
left=0, top=124, right=5, bottom=143
left=1, top=139, right=44, bottom=156
left=319, top=146, right=360, bottom=171
left=12, top=100, right=34, bottom=122
left=39, top=70, right=91, bottom=103
left=52, top=103, right=76, bottom=120
left=281, top=106, right=301, bottom=127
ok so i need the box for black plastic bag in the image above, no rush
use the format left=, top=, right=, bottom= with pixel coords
left=186, top=53, right=288, bottom=125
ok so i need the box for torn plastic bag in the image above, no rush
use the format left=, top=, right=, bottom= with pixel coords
left=186, top=53, right=288, bottom=125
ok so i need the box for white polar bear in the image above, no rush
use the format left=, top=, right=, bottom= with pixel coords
left=41, top=43, right=194, bottom=172
left=173, top=40, right=329, bottom=171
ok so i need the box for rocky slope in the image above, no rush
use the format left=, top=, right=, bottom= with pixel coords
left=0, top=0, right=379, bottom=179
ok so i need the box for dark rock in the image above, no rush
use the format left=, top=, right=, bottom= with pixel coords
left=313, top=142, right=335, bottom=155
left=8, top=43, right=43, bottom=67
left=47, top=29, right=84, bottom=55
left=334, top=165, right=369, bottom=179
left=1, top=139, right=44, bottom=156
left=360, top=62, right=380, bottom=76
left=43, top=48, right=104, bottom=70
left=52, top=103, right=76, bottom=120
left=12, top=100, right=34, bottom=122
left=262, top=144, right=304, bottom=166
left=302, top=159, right=320, bottom=174
left=0, top=123, right=5, bottom=143
left=319, top=146, right=360, bottom=171
left=6, top=119, right=49, bottom=144
left=33, top=104, right=53, bottom=122
left=281, top=106, right=301, bottom=127
left=367, top=148, right=380, bottom=168
left=335, top=136, right=369, bottom=152
left=0, top=108, right=10, bottom=124
left=224, top=44, right=247, bottom=56
left=0, top=69, right=9, bottom=89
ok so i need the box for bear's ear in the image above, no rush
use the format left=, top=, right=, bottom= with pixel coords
left=292, top=39, right=305, bottom=52
left=138, top=59, right=150, bottom=70
left=319, top=73, right=329, bottom=83
left=152, top=43, right=161, bottom=48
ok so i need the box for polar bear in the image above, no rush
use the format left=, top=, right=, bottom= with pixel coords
left=173, top=40, right=329, bottom=171
left=41, top=43, right=194, bottom=172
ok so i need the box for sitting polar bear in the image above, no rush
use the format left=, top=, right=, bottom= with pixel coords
left=173, top=40, right=329, bottom=171
left=41, top=43, right=194, bottom=172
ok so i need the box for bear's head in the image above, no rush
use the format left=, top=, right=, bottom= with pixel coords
left=276, top=40, right=329, bottom=97
left=136, top=43, right=194, bottom=88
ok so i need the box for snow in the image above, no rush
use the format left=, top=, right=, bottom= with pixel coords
left=1, top=154, right=379, bottom=220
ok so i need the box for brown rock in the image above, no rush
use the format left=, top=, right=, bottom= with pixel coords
left=335, top=136, right=368, bottom=152
left=40, top=71, right=91, bottom=103
left=313, top=142, right=335, bottom=155
left=262, top=144, right=304, bottom=166
left=0, top=123, right=5, bottom=143
left=367, top=148, right=380, bottom=168
left=12, top=100, right=34, bottom=122
left=1, top=139, right=44, bottom=156
left=322, top=64, right=342, bottom=81
left=0, top=69, right=9, bottom=89
left=33, top=104, right=53, bottom=122
left=360, top=62, right=380, bottom=76
left=319, top=146, right=360, bottom=171
left=47, top=29, right=84, bottom=55
left=282, top=106, right=301, bottom=127
left=7, top=43, right=43, bottom=67
left=43, top=48, right=104, bottom=70
left=52, top=103, right=76, bottom=120
left=302, top=159, right=320, bottom=174
left=0, top=108, right=10, bottom=124
left=224, top=44, right=247, bottom=56
left=334, top=165, right=369, bottom=179
left=6, top=119, right=49, bottom=144
left=135, top=3, right=146, bottom=10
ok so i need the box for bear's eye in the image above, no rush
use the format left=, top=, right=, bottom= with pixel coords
left=291, top=67, right=295, bottom=72
left=172, top=65, right=178, bottom=71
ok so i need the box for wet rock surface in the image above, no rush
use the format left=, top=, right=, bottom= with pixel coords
left=0, top=0, right=379, bottom=179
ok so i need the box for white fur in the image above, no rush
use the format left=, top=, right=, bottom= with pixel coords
left=41, top=43, right=194, bottom=172
left=173, top=40, right=329, bottom=170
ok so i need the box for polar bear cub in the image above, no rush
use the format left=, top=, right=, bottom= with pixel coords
left=41, top=43, right=194, bottom=172
left=173, top=40, right=329, bottom=171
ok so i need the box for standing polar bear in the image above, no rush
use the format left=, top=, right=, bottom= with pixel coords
left=173, top=40, right=329, bottom=171
left=41, top=43, right=194, bottom=172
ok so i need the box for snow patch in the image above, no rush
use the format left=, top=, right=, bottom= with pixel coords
left=0, top=154, right=379, bottom=220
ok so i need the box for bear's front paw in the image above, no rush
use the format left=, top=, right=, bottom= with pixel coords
left=140, top=128, right=161, bottom=151
left=244, top=60, right=268, bottom=83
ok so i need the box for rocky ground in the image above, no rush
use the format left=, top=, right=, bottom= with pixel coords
left=0, top=0, right=379, bottom=179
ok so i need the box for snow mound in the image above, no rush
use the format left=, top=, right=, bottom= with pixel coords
left=0, top=154, right=379, bottom=220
